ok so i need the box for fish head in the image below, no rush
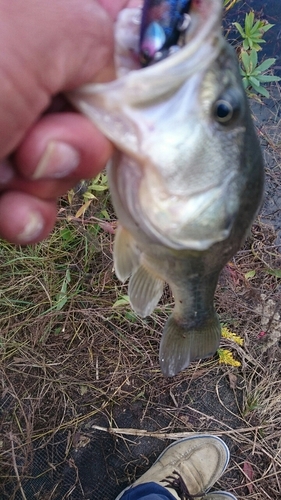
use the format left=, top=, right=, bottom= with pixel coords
left=69, top=0, right=263, bottom=252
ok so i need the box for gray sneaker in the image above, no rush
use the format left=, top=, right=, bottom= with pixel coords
left=116, top=434, right=237, bottom=499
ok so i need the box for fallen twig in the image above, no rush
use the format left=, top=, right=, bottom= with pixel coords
left=91, top=424, right=267, bottom=440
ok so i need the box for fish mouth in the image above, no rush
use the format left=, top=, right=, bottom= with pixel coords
left=120, top=0, right=224, bottom=102
left=68, top=0, right=224, bottom=125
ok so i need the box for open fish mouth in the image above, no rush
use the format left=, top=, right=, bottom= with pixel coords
left=114, top=0, right=224, bottom=82
left=69, top=0, right=232, bottom=251
left=71, top=0, right=224, bottom=104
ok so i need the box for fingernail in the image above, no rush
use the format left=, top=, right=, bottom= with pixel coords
left=33, top=140, right=80, bottom=179
left=17, top=210, right=44, bottom=242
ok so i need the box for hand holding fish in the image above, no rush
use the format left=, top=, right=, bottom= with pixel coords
left=0, top=0, right=139, bottom=244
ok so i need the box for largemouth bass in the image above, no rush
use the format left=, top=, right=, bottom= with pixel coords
left=69, top=0, right=264, bottom=377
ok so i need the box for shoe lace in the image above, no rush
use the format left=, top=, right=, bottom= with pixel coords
left=161, top=470, right=205, bottom=500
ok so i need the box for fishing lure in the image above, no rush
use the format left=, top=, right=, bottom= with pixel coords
left=139, top=0, right=192, bottom=66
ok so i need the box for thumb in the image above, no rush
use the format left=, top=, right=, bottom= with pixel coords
left=0, top=0, right=115, bottom=158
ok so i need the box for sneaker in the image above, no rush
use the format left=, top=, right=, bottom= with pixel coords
left=116, top=434, right=236, bottom=499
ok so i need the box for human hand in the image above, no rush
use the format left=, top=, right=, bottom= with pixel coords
left=0, top=0, right=139, bottom=244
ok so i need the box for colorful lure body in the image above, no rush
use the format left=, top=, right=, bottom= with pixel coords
left=139, top=0, right=192, bottom=66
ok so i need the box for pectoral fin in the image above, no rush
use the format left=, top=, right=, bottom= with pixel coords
left=128, top=265, right=164, bottom=318
left=159, top=313, right=221, bottom=377
left=113, top=225, right=139, bottom=281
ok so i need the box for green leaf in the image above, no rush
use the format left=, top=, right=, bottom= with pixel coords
left=242, top=76, right=249, bottom=89
left=262, top=23, right=275, bottom=33
left=60, top=228, right=74, bottom=242
left=241, top=50, right=251, bottom=70
left=249, top=76, right=260, bottom=87
left=55, top=268, right=71, bottom=311
left=245, top=270, right=256, bottom=279
left=257, top=75, right=281, bottom=83
left=256, top=58, right=276, bottom=72
left=265, top=268, right=281, bottom=278
left=251, top=20, right=263, bottom=35
left=251, top=83, right=269, bottom=98
left=125, top=310, right=138, bottom=322
left=84, top=192, right=97, bottom=200
left=245, top=12, right=255, bottom=32
left=112, top=295, right=130, bottom=308
left=249, top=49, right=258, bottom=69
left=89, top=185, right=108, bottom=191
left=100, top=208, right=110, bottom=220
left=233, top=22, right=245, bottom=37
left=55, top=295, right=68, bottom=311
left=251, top=37, right=266, bottom=43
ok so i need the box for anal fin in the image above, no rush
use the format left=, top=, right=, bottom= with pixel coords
left=113, top=224, right=139, bottom=281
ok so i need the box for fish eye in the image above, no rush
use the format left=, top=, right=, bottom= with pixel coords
left=214, top=100, right=233, bottom=123
left=213, top=92, right=242, bottom=125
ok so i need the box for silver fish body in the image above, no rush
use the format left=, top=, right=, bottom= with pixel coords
left=69, top=0, right=264, bottom=377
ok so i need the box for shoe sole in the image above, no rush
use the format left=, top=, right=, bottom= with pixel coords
left=207, top=492, right=237, bottom=500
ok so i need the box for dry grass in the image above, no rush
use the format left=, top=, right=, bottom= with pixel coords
left=1, top=93, right=281, bottom=500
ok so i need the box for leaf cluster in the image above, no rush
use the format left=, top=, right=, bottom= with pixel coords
left=234, top=11, right=274, bottom=51
left=240, top=49, right=280, bottom=98
left=233, top=11, right=280, bottom=98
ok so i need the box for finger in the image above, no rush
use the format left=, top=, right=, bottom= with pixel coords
left=0, top=0, right=114, bottom=157
left=14, top=112, right=113, bottom=181
left=0, top=191, right=57, bottom=244
left=0, top=175, right=76, bottom=200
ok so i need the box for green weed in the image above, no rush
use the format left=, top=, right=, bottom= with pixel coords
left=74, top=173, right=109, bottom=218
left=233, top=11, right=274, bottom=51
left=240, top=48, right=280, bottom=98
left=231, top=11, right=280, bottom=97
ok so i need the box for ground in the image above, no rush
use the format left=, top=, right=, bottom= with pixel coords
left=0, top=80, right=281, bottom=500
